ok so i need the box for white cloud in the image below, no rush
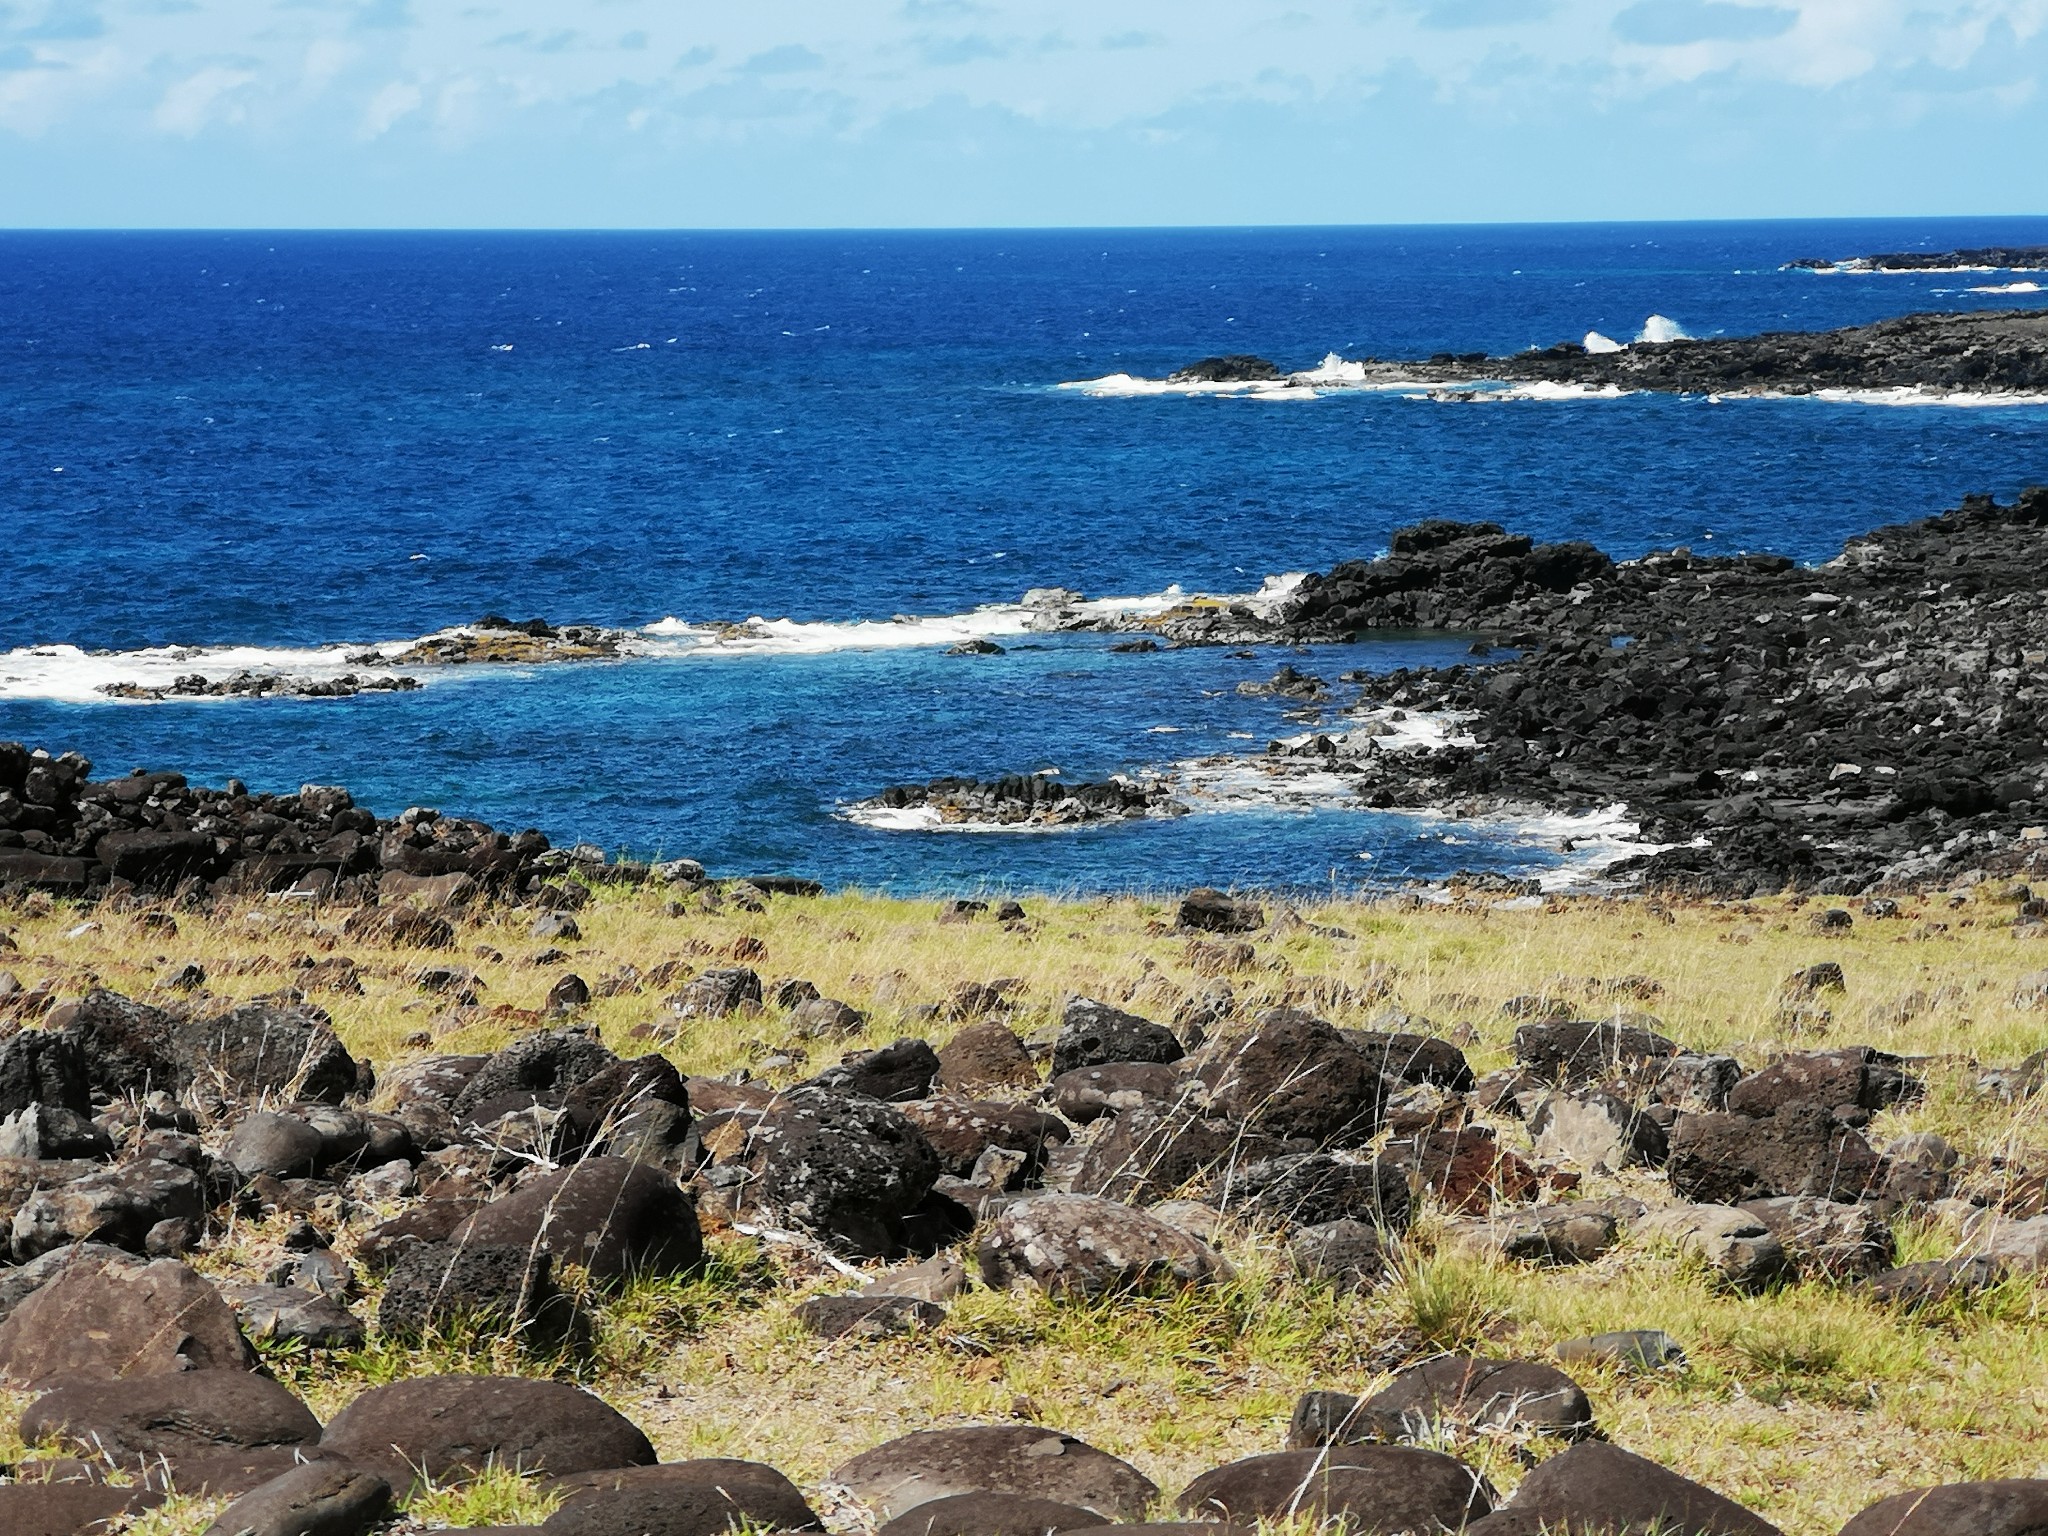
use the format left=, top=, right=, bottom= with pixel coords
left=359, top=76, right=421, bottom=135
left=153, top=63, right=255, bottom=134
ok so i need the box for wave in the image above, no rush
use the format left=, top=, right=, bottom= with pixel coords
left=1806, top=386, right=2048, bottom=410
left=1420, top=381, right=1630, bottom=404
left=1638, top=314, right=1689, bottom=344
left=0, top=577, right=1309, bottom=703
left=1056, top=372, right=1318, bottom=401
left=0, top=640, right=426, bottom=705
left=1969, top=282, right=2044, bottom=295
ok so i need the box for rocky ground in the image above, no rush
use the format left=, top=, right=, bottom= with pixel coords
left=1786, top=247, right=2048, bottom=274
left=1, top=786, right=2047, bottom=1532
left=1165, top=308, right=2048, bottom=397
left=982, top=488, right=2048, bottom=897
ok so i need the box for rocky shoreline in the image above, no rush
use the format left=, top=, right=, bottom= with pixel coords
left=879, top=489, right=2048, bottom=899
left=1162, top=308, right=2048, bottom=399
left=1787, top=245, right=2048, bottom=274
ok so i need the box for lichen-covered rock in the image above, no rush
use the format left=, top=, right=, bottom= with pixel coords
left=977, top=1194, right=1231, bottom=1298
left=736, top=1087, right=941, bottom=1257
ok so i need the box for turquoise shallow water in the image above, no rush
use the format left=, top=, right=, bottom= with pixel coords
left=2, top=221, right=2045, bottom=890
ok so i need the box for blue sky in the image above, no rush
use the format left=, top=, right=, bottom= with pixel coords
left=0, top=0, right=2044, bottom=226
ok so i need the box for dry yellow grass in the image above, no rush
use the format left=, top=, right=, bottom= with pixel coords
left=2, top=878, right=2046, bottom=1535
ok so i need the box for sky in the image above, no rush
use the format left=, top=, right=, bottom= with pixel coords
left=0, top=0, right=2044, bottom=226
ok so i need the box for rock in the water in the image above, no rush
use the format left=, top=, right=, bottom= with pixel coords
left=736, top=1087, right=942, bottom=1258
left=541, top=1461, right=822, bottom=1536
left=450, top=1156, right=702, bottom=1283
left=977, top=1194, right=1232, bottom=1298
left=198, top=1460, right=391, bottom=1536
left=833, top=1425, right=1159, bottom=1523
left=1837, top=1478, right=2048, bottom=1535
left=1176, top=1446, right=1493, bottom=1530
left=20, top=1370, right=320, bottom=1468
left=1051, top=999, right=1183, bottom=1077
left=318, top=1376, right=655, bottom=1494
left=0, top=1256, right=254, bottom=1388
left=1477, top=1440, right=1779, bottom=1535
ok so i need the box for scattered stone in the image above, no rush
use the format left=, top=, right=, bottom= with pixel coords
left=1052, top=999, right=1183, bottom=1076
left=1837, top=1479, right=2048, bottom=1535
left=977, top=1195, right=1232, bottom=1297
left=1176, top=1446, right=1493, bottom=1530
left=542, top=1460, right=822, bottom=1536
left=1667, top=1101, right=1881, bottom=1204
left=736, top=1087, right=942, bottom=1257
left=20, top=1371, right=321, bottom=1467
left=1476, top=1440, right=1780, bottom=1536
left=318, top=1376, right=656, bottom=1494
left=833, top=1426, right=1159, bottom=1524
left=1176, top=889, right=1266, bottom=934
left=1288, top=1219, right=1389, bottom=1290
left=935, top=1021, right=1040, bottom=1093
left=1441, top=1206, right=1618, bottom=1267
left=451, top=1157, right=703, bottom=1283
left=795, top=1293, right=948, bottom=1340
left=0, top=1257, right=254, bottom=1388
left=198, top=1460, right=392, bottom=1536
left=1636, top=1205, right=1791, bottom=1292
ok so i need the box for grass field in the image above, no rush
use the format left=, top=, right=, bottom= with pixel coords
left=2, top=877, right=2045, bottom=1535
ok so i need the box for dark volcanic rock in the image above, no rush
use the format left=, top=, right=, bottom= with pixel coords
left=0, top=1257, right=254, bottom=1388
left=1361, top=1354, right=1595, bottom=1439
left=199, top=1462, right=392, bottom=1536
left=20, top=1371, right=321, bottom=1467
left=977, top=1194, right=1231, bottom=1297
left=1196, top=1009, right=1389, bottom=1148
left=1476, top=1440, right=1780, bottom=1535
left=318, top=1376, right=655, bottom=1494
left=449, top=1157, right=703, bottom=1282
left=833, top=1425, right=1159, bottom=1523
left=543, top=1461, right=823, bottom=1536
left=736, top=1087, right=942, bottom=1257
left=1051, top=998, right=1184, bottom=1077
left=1668, top=1103, right=1881, bottom=1204
left=1169, top=355, right=1284, bottom=383
left=1177, top=1445, right=1493, bottom=1530
left=1837, top=1478, right=2048, bottom=1535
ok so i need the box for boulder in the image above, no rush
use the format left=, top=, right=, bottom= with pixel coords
left=0, top=1483, right=163, bottom=1536
left=0, top=1241, right=139, bottom=1324
left=1736, top=1196, right=1893, bottom=1280
left=10, top=1157, right=206, bottom=1259
left=1837, top=1479, right=2048, bottom=1535
left=450, top=1156, right=703, bottom=1282
left=900, top=1098, right=1069, bottom=1180
left=808, top=1038, right=943, bottom=1103
left=1441, top=1207, right=1619, bottom=1267
left=224, top=1283, right=367, bottom=1350
left=1051, top=999, right=1183, bottom=1077
left=1176, top=1445, right=1492, bottom=1530
left=0, top=1028, right=92, bottom=1119
left=198, top=1461, right=391, bottom=1536
left=832, top=1425, right=1159, bottom=1523
left=20, top=1371, right=320, bottom=1467
left=1480, top=1441, right=1779, bottom=1535
left=172, top=1003, right=362, bottom=1105
left=1343, top=1030, right=1474, bottom=1091
left=1653, top=1055, right=1743, bottom=1113
left=1527, top=1091, right=1666, bottom=1173
left=1361, top=1354, right=1595, bottom=1439
left=1513, top=1020, right=1680, bottom=1089
left=0, top=1257, right=254, bottom=1388
left=736, top=1088, right=941, bottom=1257
left=1636, top=1205, right=1791, bottom=1292
left=875, top=1491, right=1103, bottom=1536
left=1289, top=1219, right=1390, bottom=1290
left=542, top=1461, right=822, bottom=1535
left=452, top=1030, right=619, bottom=1120
left=1863, top=1256, right=2002, bottom=1309
left=935, top=1022, right=1040, bottom=1094
left=977, top=1194, right=1231, bottom=1298
left=1050, top=1063, right=1188, bottom=1125
left=1725, top=1049, right=1921, bottom=1120
left=1177, top=889, right=1265, bottom=934
left=376, top=1242, right=566, bottom=1342
left=1196, top=1009, right=1388, bottom=1148
left=318, top=1376, right=655, bottom=1494
left=1667, top=1104, right=1880, bottom=1204
left=794, top=1293, right=948, bottom=1340
left=1218, top=1152, right=1411, bottom=1235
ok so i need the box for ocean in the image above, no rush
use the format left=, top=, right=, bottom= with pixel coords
left=3, top=220, right=2046, bottom=893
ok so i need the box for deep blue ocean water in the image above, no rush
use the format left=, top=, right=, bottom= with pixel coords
left=3, top=220, right=2047, bottom=892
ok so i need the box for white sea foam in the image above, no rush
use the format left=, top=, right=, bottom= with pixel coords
left=1422, top=381, right=1630, bottom=404
left=1969, top=281, right=2044, bottom=294
left=1583, top=331, right=1624, bottom=355
left=1806, top=386, right=2048, bottom=409
left=0, top=640, right=425, bottom=705
left=1057, top=372, right=1318, bottom=400
left=1638, top=314, right=1689, bottom=344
